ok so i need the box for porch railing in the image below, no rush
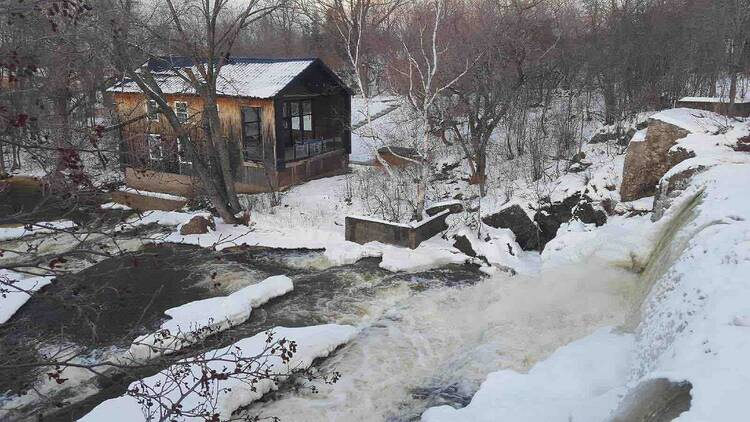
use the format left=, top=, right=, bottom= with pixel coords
left=283, top=137, right=343, bottom=162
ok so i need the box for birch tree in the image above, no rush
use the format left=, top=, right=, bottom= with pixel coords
left=390, top=0, right=469, bottom=220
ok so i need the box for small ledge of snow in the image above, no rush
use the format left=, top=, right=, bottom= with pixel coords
left=100, top=202, right=132, bottom=211
left=0, top=220, right=76, bottom=241
left=649, top=108, right=727, bottom=134
left=81, top=324, right=358, bottom=422
left=116, top=210, right=210, bottom=230
left=118, top=187, right=187, bottom=202
left=630, top=128, right=647, bottom=143
left=0, top=269, right=53, bottom=324
left=130, top=275, right=293, bottom=359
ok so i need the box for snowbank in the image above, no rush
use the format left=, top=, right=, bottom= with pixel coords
left=130, top=275, right=293, bottom=358
left=422, top=328, right=634, bottom=422
left=99, top=202, right=132, bottom=211
left=0, top=220, right=76, bottom=241
left=649, top=108, right=727, bottom=134
left=0, top=269, right=53, bottom=323
left=81, top=324, right=358, bottom=422
left=116, top=210, right=210, bottom=231
left=633, top=155, right=750, bottom=421
left=117, top=187, right=187, bottom=202
left=541, top=215, right=657, bottom=270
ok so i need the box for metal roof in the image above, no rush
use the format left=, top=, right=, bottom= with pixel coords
left=109, top=57, right=321, bottom=99
left=678, top=95, right=750, bottom=104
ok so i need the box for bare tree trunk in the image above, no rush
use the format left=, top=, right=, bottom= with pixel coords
left=0, top=141, right=5, bottom=175
left=204, top=94, right=241, bottom=211
left=602, top=78, right=618, bottom=125
left=729, top=70, right=738, bottom=115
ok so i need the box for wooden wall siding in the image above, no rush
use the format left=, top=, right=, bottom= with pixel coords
left=114, top=92, right=276, bottom=173
left=113, top=60, right=351, bottom=192
left=276, top=150, right=348, bottom=188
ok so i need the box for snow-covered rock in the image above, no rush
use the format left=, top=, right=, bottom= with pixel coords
left=130, top=275, right=293, bottom=359
left=0, top=269, right=53, bottom=324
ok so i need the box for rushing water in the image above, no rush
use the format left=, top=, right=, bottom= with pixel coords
left=245, top=259, right=639, bottom=421
left=2, top=238, right=642, bottom=421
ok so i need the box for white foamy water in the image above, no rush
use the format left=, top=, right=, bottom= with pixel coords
left=247, top=260, right=639, bottom=421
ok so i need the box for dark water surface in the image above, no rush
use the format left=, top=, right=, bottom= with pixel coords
left=0, top=243, right=483, bottom=421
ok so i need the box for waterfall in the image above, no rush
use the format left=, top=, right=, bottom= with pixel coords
left=623, top=189, right=704, bottom=331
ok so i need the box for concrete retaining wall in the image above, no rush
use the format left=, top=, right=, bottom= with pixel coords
left=345, top=210, right=451, bottom=249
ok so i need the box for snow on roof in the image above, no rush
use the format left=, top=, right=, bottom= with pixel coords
left=109, top=57, right=317, bottom=99
left=678, top=95, right=750, bottom=104
left=649, top=107, right=728, bottom=134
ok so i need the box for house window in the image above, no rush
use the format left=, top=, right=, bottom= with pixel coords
left=242, top=107, right=262, bottom=160
left=175, top=101, right=188, bottom=123
left=177, top=136, right=191, bottom=164
left=284, top=100, right=313, bottom=144
left=147, top=134, right=163, bottom=160
left=146, top=100, right=159, bottom=121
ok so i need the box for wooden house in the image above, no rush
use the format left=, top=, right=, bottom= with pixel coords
left=110, top=57, right=352, bottom=196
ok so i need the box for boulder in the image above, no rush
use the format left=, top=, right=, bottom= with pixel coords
left=425, top=200, right=464, bottom=217
left=533, top=193, right=607, bottom=248
left=482, top=204, right=539, bottom=251
left=452, top=234, right=477, bottom=257
left=568, top=161, right=592, bottom=173
left=620, top=119, right=691, bottom=201
left=734, top=135, right=750, bottom=152
left=610, top=378, right=692, bottom=422
left=589, top=131, right=618, bottom=144
left=180, top=215, right=216, bottom=235
left=574, top=201, right=607, bottom=226
left=651, top=165, right=706, bottom=221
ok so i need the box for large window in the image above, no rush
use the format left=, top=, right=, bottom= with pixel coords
left=147, top=134, right=163, bottom=161
left=242, top=107, right=262, bottom=160
left=284, top=100, right=313, bottom=144
left=175, top=101, right=188, bottom=123
left=146, top=100, right=159, bottom=121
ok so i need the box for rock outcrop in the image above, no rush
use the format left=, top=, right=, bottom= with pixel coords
left=482, top=204, right=539, bottom=251
left=651, top=165, right=707, bottom=221
left=534, top=193, right=607, bottom=248
left=620, top=119, right=692, bottom=201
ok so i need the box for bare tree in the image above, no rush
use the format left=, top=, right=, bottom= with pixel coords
left=388, top=0, right=469, bottom=220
